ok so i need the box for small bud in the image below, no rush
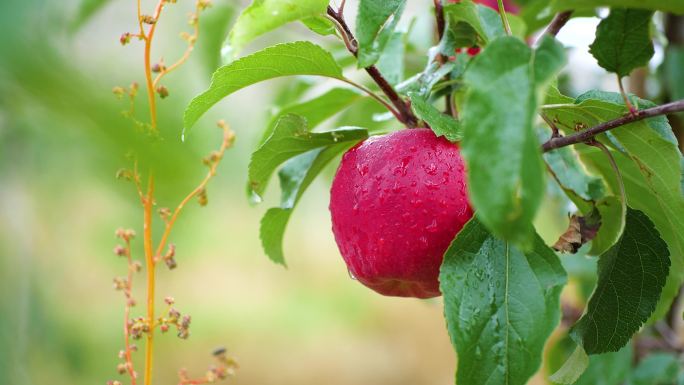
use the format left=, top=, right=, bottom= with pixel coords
left=164, top=296, right=175, bottom=305
left=158, top=207, right=171, bottom=221
left=114, top=245, right=126, bottom=256
left=115, top=169, right=132, bottom=180
left=177, top=329, right=189, bottom=339
left=181, top=315, right=192, bottom=329
left=130, top=344, right=138, bottom=352
left=119, top=33, right=132, bottom=46
left=112, top=86, right=125, bottom=98
left=113, top=277, right=127, bottom=290
left=131, top=261, right=142, bottom=272
left=168, top=308, right=181, bottom=322
left=197, top=188, right=208, bottom=206
left=117, top=363, right=127, bottom=374
left=188, top=13, right=198, bottom=26
left=129, top=82, right=139, bottom=97
left=107, top=380, right=122, bottom=385
left=165, top=257, right=177, bottom=269
left=140, top=15, right=156, bottom=24
left=127, top=298, right=137, bottom=307
left=118, top=350, right=125, bottom=359
left=160, top=324, right=170, bottom=333
left=151, top=62, right=166, bottom=73
left=198, top=0, right=212, bottom=10
left=156, top=85, right=169, bottom=99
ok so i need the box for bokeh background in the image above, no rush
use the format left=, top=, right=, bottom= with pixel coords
left=0, top=1, right=681, bottom=384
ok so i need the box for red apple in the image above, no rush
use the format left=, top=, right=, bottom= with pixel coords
left=329, top=129, right=473, bottom=298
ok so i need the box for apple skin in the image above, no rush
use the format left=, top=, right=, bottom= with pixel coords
left=329, top=129, right=473, bottom=298
left=448, top=0, right=519, bottom=14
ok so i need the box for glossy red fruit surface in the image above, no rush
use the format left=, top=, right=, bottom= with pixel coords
left=329, top=129, right=473, bottom=298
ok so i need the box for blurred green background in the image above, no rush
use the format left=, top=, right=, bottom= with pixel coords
left=0, top=0, right=680, bottom=384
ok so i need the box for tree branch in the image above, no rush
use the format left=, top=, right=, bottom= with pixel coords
left=434, top=0, right=446, bottom=41
left=539, top=10, right=573, bottom=42
left=541, top=99, right=684, bottom=152
left=326, top=6, right=418, bottom=127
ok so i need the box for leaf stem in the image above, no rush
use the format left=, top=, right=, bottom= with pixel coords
left=339, top=78, right=402, bottom=121
left=326, top=5, right=418, bottom=127
left=541, top=99, right=684, bottom=152
left=496, top=0, right=512, bottom=36
left=617, top=74, right=637, bottom=114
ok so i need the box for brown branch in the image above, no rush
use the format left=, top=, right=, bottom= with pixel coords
left=434, top=0, right=446, bottom=41
left=541, top=99, right=684, bottom=152
left=539, top=10, right=573, bottom=41
left=326, top=6, right=418, bottom=127
left=433, top=0, right=454, bottom=116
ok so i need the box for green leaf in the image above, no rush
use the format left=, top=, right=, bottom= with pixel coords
left=574, top=344, right=632, bottom=385
left=461, top=36, right=565, bottom=247
left=355, top=0, right=406, bottom=68
left=260, top=142, right=356, bottom=265
left=589, top=196, right=623, bottom=255
left=589, top=8, right=655, bottom=78
left=663, top=46, right=684, bottom=102
left=627, top=353, right=680, bottom=385
left=375, top=32, right=405, bottom=86
left=248, top=114, right=367, bottom=202
left=396, top=60, right=456, bottom=98
left=440, top=217, right=566, bottom=385
left=549, top=346, right=589, bottom=385
left=258, top=88, right=364, bottom=146
left=224, top=0, right=328, bottom=58
left=544, top=91, right=684, bottom=320
left=184, top=41, right=344, bottom=130
left=544, top=145, right=605, bottom=202
left=409, top=94, right=462, bottom=142
left=570, top=208, right=670, bottom=354
left=554, top=0, right=684, bottom=14
left=443, top=1, right=506, bottom=45
left=301, top=15, right=336, bottom=36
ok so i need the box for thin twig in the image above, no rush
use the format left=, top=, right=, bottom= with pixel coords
left=540, top=10, right=573, bottom=41
left=541, top=99, right=684, bottom=152
left=326, top=6, right=418, bottom=127
left=154, top=123, right=235, bottom=261
left=153, top=1, right=202, bottom=88
left=434, top=0, right=446, bottom=41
